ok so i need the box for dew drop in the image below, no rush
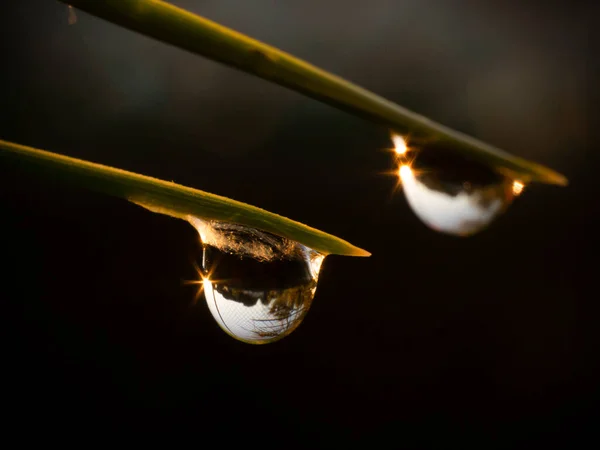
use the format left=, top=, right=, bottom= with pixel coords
left=188, top=217, right=324, bottom=344
left=396, top=141, right=522, bottom=236
left=67, top=5, right=77, bottom=25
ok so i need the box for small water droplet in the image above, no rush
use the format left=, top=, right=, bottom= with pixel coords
left=67, top=5, right=77, bottom=25
left=189, top=218, right=324, bottom=344
left=395, top=141, right=521, bottom=236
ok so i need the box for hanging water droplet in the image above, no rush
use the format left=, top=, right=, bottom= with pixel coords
left=395, top=139, right=523, bottom=236
left=67, top=5, right=77, bottom=25
left=188, top=217, right=324, bottom=344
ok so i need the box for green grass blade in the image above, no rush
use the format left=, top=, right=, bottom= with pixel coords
left=0, top=139, right=370, bottom=257
left=61, top=0, right=566, bottom=186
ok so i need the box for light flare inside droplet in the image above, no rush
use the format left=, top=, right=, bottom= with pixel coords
left=512, top=180, right=525, bottom=196
left=392, top=134, right=408, bottom=155
left=399, top=164, right=413, bottom=180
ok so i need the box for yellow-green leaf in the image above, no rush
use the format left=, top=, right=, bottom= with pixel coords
left=0, top=139, right=370, bottom=257
left=61, top=0, right=567, bottom=186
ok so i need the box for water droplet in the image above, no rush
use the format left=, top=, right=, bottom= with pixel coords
left=188, top=218, right=324, bottom=344
left=67, top=5, right=77, bottom=25
left=395, top=141, right=523, bottom=236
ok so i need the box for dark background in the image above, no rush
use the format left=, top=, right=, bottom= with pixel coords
left=0, top=0, right=595, bottom=446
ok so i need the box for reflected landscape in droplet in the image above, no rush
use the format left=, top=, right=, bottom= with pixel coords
left=393, top=135, right=524, bottom=236
left=189, top=218, right=324, bottom=344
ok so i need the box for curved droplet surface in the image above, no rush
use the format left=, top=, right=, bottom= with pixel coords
left=189, top=218, right=324, bottom=344
left=394, top=137, right=523, bottom=236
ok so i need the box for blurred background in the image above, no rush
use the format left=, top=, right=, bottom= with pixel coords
left=0, top=0, right=594, bottom=446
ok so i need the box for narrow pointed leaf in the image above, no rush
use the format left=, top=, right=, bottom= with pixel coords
left=0, top=139, right=370, bottom=257
left=61, top=0, right=567, bottom=186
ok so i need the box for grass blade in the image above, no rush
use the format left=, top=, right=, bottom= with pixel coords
left=61, top=0, right=566, bottom=186
left=0, top=139, right=370, bottom=257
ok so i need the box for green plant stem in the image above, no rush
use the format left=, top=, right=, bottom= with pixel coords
left=61, top=0, right=566, bottom=186
left=0, top=139, right=370, bottom=257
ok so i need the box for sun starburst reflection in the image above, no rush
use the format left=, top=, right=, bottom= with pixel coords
left=512, top=180, right=525, bottom=196
left=392, top=134, right=408, bottom=155
left=183, top=259, right=226, bottom=305
left=399, top=164, right=413, bottom=180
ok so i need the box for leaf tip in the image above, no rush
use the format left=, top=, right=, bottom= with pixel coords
left=346, top=246, right=372, bottom=257
left=543, top=169, right=569, bottom=187
left=555, top=174, right=569, bottom=187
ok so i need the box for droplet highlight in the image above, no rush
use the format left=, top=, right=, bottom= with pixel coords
left=512, top=180, right=525, bottom=196
left=189, top=217, right=324, bottom=344
left=392, top=133, right=408, bottom=155
left=394, top=137, right=522, bottom=236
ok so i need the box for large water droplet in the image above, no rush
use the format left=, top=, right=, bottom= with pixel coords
left=188, top=217, right=324, bottom=344
left=394, top=137, right=524, bottom=236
